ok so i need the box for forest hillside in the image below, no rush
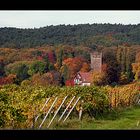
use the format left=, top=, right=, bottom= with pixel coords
left=0, top=23, right=140, bottom=48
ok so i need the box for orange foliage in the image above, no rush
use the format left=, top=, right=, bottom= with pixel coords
left=54, top=63, right=59, bottom=71
left=63, top=57, right=85, bottom=79
left=132, top=63, right=140, bottom=73
left=101, top=63, right=107, bottom=72
left=31, top=71, right=61, bottom=86
left=31, top=73, right=41, bottom=85
left=92, top=71, right=108, bottom=86
left=80, top=62, right=90, bottom=72
left=0, top=74, right=16, bottom=85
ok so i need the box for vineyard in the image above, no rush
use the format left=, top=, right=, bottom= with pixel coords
left=0, top=82, right=140, bottom=129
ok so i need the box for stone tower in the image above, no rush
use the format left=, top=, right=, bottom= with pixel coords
left=90, top=52, right=102, bottom=72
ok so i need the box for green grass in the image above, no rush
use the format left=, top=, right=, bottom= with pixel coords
left=37, top=106, right=140, bottom=130
left=82, top=106, right=140, bottom=129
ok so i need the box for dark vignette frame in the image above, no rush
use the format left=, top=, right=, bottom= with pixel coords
left=0, top=1, right=139, bottom=140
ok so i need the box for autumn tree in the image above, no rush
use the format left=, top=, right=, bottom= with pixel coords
left=31, top=73, right=41, bottom=86
left=0, top=74, right=16, bottom=85
left=5, top=61, right=31, bottom=75
left=91, top=70, right=108, bottom=86
left=62, top=57, right=85, bottom=79
left=80, top=62, right=90, bottom=72
left=132, top=63, right=140, bottom=80
left=50, top=70, right=61, bottom=86
left=0, top=58, right=5, bottom=77
left=43, top=53, right=49, bottom=71
left=47, top=50, right=56, bottom=64
left=56, top=48, right=63, bottom=70
left=60, top=64, right=69, bottom=84
left=28, top=61, right=46, bottom=76
left=116, top=46, right=133, bottom=83
left=31, top=71, right=61, bottom=86
left=4, top=61, right=30, bottom=84
left=38, top=72, right=54, bottom=86
left=62, top=46, right=75, bottom=59
left=125, top=47, right=132, bottom=80
left=119, top=72, right=129, bottom=85
left=103, top=48, right=120, bottom=84
left=91, top=63, right=109, bottom=86
left=15, top=64, right=30, bottom=84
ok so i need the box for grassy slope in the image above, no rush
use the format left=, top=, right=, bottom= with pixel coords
left=80, top=107, right=140, bottom=129
left=44, top=106, right=140, bottom=130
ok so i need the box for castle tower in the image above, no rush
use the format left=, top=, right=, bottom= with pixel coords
left=90, top=52, right=102, bottom=72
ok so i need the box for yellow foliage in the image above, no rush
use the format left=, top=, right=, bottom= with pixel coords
left=92, top=71, right=107, bottom=86
left=132, top=63, right=140, bottom=80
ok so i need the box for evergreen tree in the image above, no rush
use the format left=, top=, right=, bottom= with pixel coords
left=43, top=54, right=49, bottom=71
left=15, top=64, right=30, bottom=84
left=62, top=65, right=69, bottom=83
left=56, top=49, right=63, bottom=69
left=0, top=59, right=5, bottom=77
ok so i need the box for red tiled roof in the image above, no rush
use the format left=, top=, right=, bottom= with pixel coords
left=78, top=72, right=92, bottom=83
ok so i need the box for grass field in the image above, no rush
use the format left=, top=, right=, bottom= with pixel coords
left=38, top=106, right=140, bottom=130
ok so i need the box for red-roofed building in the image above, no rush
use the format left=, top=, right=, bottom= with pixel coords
left=74, top=72, right=92, bottom=86
left=69, top=51, right=102, bottom=86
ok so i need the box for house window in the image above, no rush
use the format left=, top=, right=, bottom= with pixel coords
left=74, top=79, right=79, bottom=84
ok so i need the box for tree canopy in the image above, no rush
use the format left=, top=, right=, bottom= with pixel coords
left=0, top=23, right=140, bottom=48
